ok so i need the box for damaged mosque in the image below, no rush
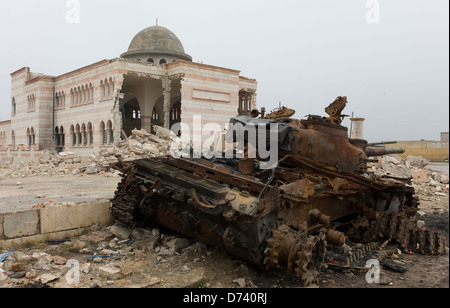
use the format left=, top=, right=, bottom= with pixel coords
left=0, top=25, right=257, bottom=159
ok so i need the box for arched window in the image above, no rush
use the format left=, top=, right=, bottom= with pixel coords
left=238, top=92, right=253, bottom=115
left=70, top=89, right=74, bottom=106
left=100, top=80, right=105, bottom=99
left=82, top=123, right=87, bottom=146
left=159, top=59, right=167, bottom=65
left=89, top=83, right=94, bottom=102
left=152, top=108, right=160, bottom=121
left=55, top=127, right=60, bottom=147
left=100, top=121, right=106, bottom=145
left=170, top=102, right=182, bottom=129
left=70, top=125, right=76, bottom=146
left=76, top=124, right=81, bottom=146
left=87, top=122, right=93, bottom=145
left=12, top=98, right=16, bottom=115
left=55, top=93, right=60, bottom=109
left=109, top=78, right=114, bottom=97
left=147, top=58, right=154, bottom=64
left=31, top=127, right=35, bottom=145
left=85, top=85, right=89, bottom=102
left=60, top=126, right=65, bottom=146
left=77, top=87, right=82, bottom=105
left=0, top=132, right=5, bottom=148
left=60, top=92, right=65, bottom=108
left=246, top=95, right=252, bottom=111
left=107, top=120, right=114, bottom=145
left=83, top=86, right=87, bottom=103
left=27, top=128, right=31, bottom=147
left=11, top=130, right=15, bottom=149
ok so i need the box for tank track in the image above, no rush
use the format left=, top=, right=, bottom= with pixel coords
left=111, top=172, right=143, bottom=227
left=347, top=210, right=447, bottom=255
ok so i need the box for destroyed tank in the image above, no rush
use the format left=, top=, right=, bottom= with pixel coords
left=110, top=96, right=446, bottom=286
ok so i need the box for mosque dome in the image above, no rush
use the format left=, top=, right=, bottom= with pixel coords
left=121, top=26, right=192, bottom=63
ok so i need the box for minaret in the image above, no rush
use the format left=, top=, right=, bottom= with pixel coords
left=350, top=117, right=365, bottom=139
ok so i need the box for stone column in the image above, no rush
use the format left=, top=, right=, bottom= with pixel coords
left=162, top=75, right=171, bottom=129
left=112, top=94, right=124, bottom=144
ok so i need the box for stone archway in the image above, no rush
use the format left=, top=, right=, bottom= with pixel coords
left=122, top=98, right=141, bottom=136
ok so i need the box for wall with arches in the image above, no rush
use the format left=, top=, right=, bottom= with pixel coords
left=3, top=57, right=257, bottom=159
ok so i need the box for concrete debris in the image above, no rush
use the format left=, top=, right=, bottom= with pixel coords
left=367, top=154, right=449, bottom=197
left=109, top=222, right=132, bottom=240
left=98, top=264, right=123, bottom=280
left=0, top=223, right=215, bottom=288
left=233, top=278, right=247, bottom=287
left=0, top=125, right=175, bottom=179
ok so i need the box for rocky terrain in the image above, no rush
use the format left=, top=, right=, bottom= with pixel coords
left=0, top=189, right=447, bottom=289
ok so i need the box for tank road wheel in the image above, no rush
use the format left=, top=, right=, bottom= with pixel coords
left=263, top=224, right=327, bottom=286
left=294, top=233, right=327, bottom=287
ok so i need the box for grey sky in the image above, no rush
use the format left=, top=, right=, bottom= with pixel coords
left=0, top=0, right=448, bottom=142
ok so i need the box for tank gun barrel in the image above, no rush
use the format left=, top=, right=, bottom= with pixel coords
left=365, top=146, right=405, bottom=157
left=367, top=141, right=398, bottom=146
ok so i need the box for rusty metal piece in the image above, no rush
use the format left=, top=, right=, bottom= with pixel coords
left=140, top=180, right=161, bottom=198
left=110, top=96, right=446, bottom=287
left=308, top=209, right=331, bottom=227
left=324, top=96, right=348, bottom=125
left=265, top=106, right=295, bottom=120
left=325, top=229, right=346, bottom=246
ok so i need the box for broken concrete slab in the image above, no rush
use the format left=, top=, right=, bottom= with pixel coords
left=98, top=264, right=123, bottom=280
left=2, top=210, right=39, bottom=239
left=0, top=201, right=113, bottom=248
left=406, top=155, right=430, bottom=169
left=109, top=222, right=131, bottom=240
left=39, top=202, right=113, bottom=234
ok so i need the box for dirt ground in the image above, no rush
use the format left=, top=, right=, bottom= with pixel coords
left=0, top=173, right=121, bottom=213
left=0, top=174, right=448, bottom=289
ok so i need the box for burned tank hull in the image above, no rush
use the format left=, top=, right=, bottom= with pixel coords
left=111, top=97, right=446, bottom=286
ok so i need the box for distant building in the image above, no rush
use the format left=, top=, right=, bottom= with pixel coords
left=385, top=132, right=449, bottom=162
left=441, top=132, right=449, bottom=143
left=0, top=26, right=257, bottom=158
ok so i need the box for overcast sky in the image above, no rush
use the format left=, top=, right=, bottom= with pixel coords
left=0, top=0, right=448, bottom=142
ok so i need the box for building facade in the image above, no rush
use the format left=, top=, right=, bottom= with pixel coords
left=0, top=26, right=257, bottom=158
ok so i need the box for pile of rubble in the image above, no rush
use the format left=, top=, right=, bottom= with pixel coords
left=0, top=126, right=177, bottom=179
left=0, top=222, right=210, bottom=288
left=367, top=154, right=449, bottom=197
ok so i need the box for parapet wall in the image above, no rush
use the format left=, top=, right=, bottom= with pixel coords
left=385, top=141, right=449, bottom=162
left=0, top=148, right=46, bottom=163
left=0, top=202, right=113, bottom=248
